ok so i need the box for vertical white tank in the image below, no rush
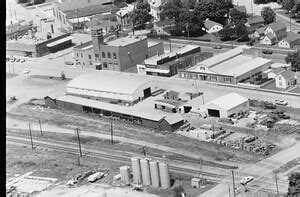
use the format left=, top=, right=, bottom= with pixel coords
left=120, top=166, right=130, bottom=185
left=159, top=162, right=170, bottom=189
left=149, top=160, right=160, bottom=187
left=131, top=157, right=142, bottom=184
left=140, top=158, right=151, bottom=185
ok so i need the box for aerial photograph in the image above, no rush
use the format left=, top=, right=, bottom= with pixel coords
left=5, top=0, right=300, bottom=196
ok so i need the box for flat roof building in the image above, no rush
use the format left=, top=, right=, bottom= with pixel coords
left=178, top=45, right=272, bottom=84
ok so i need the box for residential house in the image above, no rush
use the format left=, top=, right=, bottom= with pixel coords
left=153, top=18, right=175, bottom=35
left=275, top=70, right=296, bottom=89
left=264, top=21, right=287, bottom=42
left=278, top=31, right=300, bottom=49
left=148, top=0, right=168, bottom=21
left=245, top=15, right=264, bottom=29
left=251, top=26, right=266, bottom=39
left=116, top=4, right=134, bottom=29
left=262, top=67, right=285, bottom=79
left=204, top=18, right=223, bottom=34
left=260, top=33, right=276, bottom=45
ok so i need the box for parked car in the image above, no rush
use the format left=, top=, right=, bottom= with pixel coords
left=23, top=69, right=30, bottom=74
left=20, top=59, right=25, bottom=63
left=262, top=49, right=273, bottom=55
left=15, top=58, right=20, bottom=62
left=240, top=176, right=254, bottom=185
left=274, top=99, right=288, bottom=106
left=10, top=57, right=16, bottom=62
left=65, top=61, right=74, bottom=65
left=88, top=172, right=104, bottom=182
left=213, top=45, right=222, bottom=49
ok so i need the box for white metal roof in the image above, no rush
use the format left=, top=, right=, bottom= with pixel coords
left=163, top=114, right=184, bottom=125
left=205, top=93, right=248, bottom=111
left=67, top=70, right=157, bottom=95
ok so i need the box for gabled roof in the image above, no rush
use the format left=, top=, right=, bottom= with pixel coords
left=154, top=18, right=175, bottom=27
left=281, top=31, right=300, bottom=44
left=278, top=70, right=295, bottom=79
left=205, top=93, right=248, bottom=111
left=204, top=19, right=222, bottom=30
left=247, top=15, right=264, bottom=25
left=163, top=114, right=184, bottom=125
left=265, top=32, right=276, bottom=41
left=256, top=26, right=266, bottom=34
left=268, top=21, right=286, bottom=32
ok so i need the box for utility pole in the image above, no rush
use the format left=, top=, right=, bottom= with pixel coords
left=111, top=121, right=113, bottom=145
left=28, top=123, right=34, bottom=149
left=290, top=11, right=292, bottom=32
left=75, top=128, right=82, bottom=157
left=39, top=119, right=43, bottom=136
left=228, top=185, right=231, bottom=197
left=273, top=171, right=280, bottom=197
left=169, top=38, right=172, bottom=52
left=232, top=170, right=236, bottom=197
left=212, top=124, right=215, bottom=139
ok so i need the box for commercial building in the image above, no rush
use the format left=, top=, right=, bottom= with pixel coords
left=52, top=0, right=119, bottom=30
left=66, top=70, right=161, bottom=104
left=6, top=32, right=72, bottom=57
left=137, top=45, right=213, bottom=77
left=178, top=46, right=273, bottom=84
left=73, top=39, right=163, bottom=70
left=203, top=93, right=249, bottom=118
left=91, top=27, right=149, bottom=71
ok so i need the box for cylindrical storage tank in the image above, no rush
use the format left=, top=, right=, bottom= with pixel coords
left=120, top=166, right=130, bottom=185
left=149, top=160, right=160, bottom=187
left=131, top=157, right=142, bottom=184
left=159, top=162, right=170, bottom=189
left=140, top=158, right=151, bottom=185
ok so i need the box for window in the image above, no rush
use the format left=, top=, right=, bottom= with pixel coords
left=102, top=52, right=106, bottom=58
left=211, top=76, right=217, bottom=82
left=279, top=82, right=282, bottom=86
left=224, top=77, right=231, bottom=83
left=81, top=53, right=83, bottom=58
left=95, top=54, right=99, bottom=58
left=76, top=53, right=79, bottom=57
left=88, top=55, right=92, bottom=59
left=107, top=52, right=111, bottom=59
left=103, top=62, right=108, bottom=68
left=113, top=52, right=117, bottom=59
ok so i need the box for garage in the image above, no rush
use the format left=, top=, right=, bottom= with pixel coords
left=207, top=109, right=220, bottom=117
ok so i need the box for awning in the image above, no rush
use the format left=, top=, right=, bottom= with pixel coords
left=69, top=17, right=91, bottom=23
left=145, top=68, right=170, bottom=74
left=46, top=36, right=72, bottom=48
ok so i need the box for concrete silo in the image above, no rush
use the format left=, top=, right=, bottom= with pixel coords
left=159, top=162, right=170, bottom=189
left=131, top=157, right=142, bottom=184
left=140, top=158, right=151, bottom=185
left=120, top=166, right=130, bottom=185
left=149, top=160, right=160, bottom=187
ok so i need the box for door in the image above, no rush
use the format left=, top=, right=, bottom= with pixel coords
left=143, top=88, right=151, bottom=98
left=208, top=109, right=220, bottom=117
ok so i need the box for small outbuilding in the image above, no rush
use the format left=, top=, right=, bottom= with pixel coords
left=203, top=93, right=249, bottom=118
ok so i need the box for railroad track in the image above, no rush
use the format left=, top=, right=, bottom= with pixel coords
left=6, top=133, right=224, bottom=181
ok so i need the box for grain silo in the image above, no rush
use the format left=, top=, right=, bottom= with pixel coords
left=140, top=158, right=151, bottom=185
left=149, top=160, right=160, bottom=187
left=159, top=162, right=170, bottom=189
left=131, top=157, right=142, bottom=184
left=120, top=166, right=130, bottom=185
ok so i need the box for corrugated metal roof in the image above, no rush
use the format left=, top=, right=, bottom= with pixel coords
left=67, top=70, right=158, bottom=95
left=205, top=93, right=248, bottom=111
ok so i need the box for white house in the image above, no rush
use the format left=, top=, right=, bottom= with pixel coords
left=203, top=93, right=249, bottom=118
left=260, top=33, right=276, bottom=45
left=204, top=18, right=223, bottom=34
left=275, top=70, right=296, bottom=89
left=278, top=32, right=300, bottom=49
left=148, top=0, right=168, bottom=21
left=264, top=21, right=287, bottom=42
left=262, top=67, right=285, bottom=79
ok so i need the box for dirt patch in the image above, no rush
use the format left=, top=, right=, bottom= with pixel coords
left=7, top=102, right=263, bottom=165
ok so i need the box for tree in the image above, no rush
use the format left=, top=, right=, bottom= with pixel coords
left=218, top=25, right=236, bottom=41
left=285, top=51, right=300, bottom=72
left=173, top=185, right=185, bottom=197
left=136, top=2, right=151, bottom=12
left=229, top=8, right=248, bottom=24
left=130, top=8, right=152, bottom=27
left=261, top=6, right=276, bottom=24
left=160, top=1, right=184, bottom=21
left=288, top=172, right=300, bottom=195
left=282, top=0, right=295, bottom=12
